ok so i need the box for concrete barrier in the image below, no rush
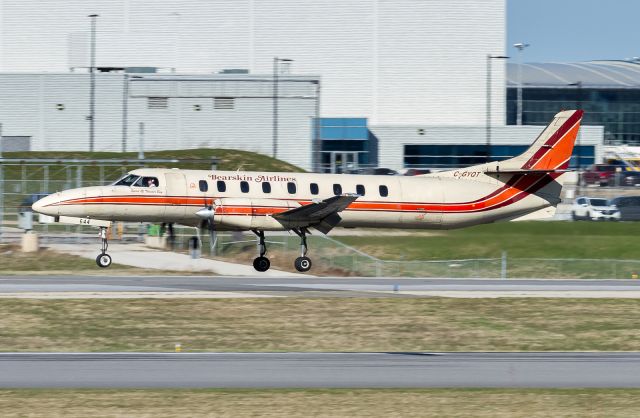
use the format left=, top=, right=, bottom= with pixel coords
left=21, top=231, right=39, bottom=252
left=145, top=235, right=168, bottom=249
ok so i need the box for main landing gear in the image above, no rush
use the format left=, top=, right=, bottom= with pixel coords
left=95, top=226, right=112, bottom=268
left=252, top=230, right=271, bottom=272
left=293, top=228, right=312, bottom=272
left=250, top=228, right=313, bottom=273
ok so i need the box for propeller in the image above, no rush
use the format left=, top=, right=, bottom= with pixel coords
left=196, top=198, right=217, bottom=253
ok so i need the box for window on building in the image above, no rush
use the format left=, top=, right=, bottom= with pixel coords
left=217, top=180, right=226, bottom=193
left=199, top=180, right=208, bottom=192
left=287, top=182, right=297, bottom=194
left=240, top=181, right=249, bottom=193
left=310, top=183, right=319, bottom=195
left=262, top=182, right=271, bottom=193
left=356, top=184, right=365, bottom=196
left=214, top=97, right=235, bottom=110
left=148, top=97, right=168, bottom=109
left=333, top=184, right=342, bottom=195
left=379, top=185, right=389, bottom=197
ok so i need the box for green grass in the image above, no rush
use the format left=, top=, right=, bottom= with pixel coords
left=335, top=221, right=640, bottom=260
left=2, top=298, right=640, bottom=352
left=2, top=389, right=640, bottom=417
left=3, top=148, right=303, bottom=174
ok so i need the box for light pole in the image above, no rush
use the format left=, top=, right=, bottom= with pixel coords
left=513, top=43, right=530, bottom=125
left=569, top=81, right=583, bottom=193
left=273, top=57, right=293, bottom=159
left=313, top=79, right=321, bottom=173
left=88, top=14, right=99, bottom=152
left=486, top=54, right=509, bottom=162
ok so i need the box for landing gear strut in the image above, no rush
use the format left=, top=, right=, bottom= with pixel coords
left=293, top=228, right=312, bottom=272
left=95, top=226, right=112, bottom=268
left=252, top=229, right=270, bottom=272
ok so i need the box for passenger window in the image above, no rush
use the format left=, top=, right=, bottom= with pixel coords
left=199, top=180, right=208, bottom=192
left=310, top=183, right=319, bottom=195
left=333, top=184, right=342, bottom=195
left=379, top=185, right=389, bottom=197
left=134, top=176, right=159, bottom=188
left=262, top=182, right=271, bottom=194
left=240, top=181, right=250, bottom=193
left=217, top=180, right=226, bottom=193
left=356, top=184, right=365, bottom=196
left=287, top=182, right=297, bottom=194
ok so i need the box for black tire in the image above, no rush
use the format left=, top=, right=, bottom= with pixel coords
left=96, top=253, right=112, bottom=268
left=571, top=211, right=578, bottom=221
left=294, top=256, right=312, bottom=272
left=253, top=256, right=270, bottom=272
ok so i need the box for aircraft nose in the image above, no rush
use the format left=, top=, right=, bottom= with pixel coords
left=32, top=194, right=59, bottom=216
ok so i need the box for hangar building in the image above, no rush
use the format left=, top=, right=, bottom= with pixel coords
left=0, top=0, right=605, bottom=172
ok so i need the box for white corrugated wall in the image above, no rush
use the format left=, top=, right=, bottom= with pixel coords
left=0, top=0, right=506, bottom=125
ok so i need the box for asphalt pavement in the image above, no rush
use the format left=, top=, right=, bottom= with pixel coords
left=1, top=352, right=639, bottom=388
left=2, top=275, right=640, bottom=298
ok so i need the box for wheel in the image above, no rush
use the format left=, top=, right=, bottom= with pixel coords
left=253, top=256, right=270, bottom=272
left=571, top=211, right=578, bottom=221
left=96, top=253, right=112, bottom=268
left=294, top=256, right=312, bottom=272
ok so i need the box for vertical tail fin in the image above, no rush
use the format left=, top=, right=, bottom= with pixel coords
left=503, top=109, right=584, bottom=171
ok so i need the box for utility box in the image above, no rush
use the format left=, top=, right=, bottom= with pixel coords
left=17, top=211, right=33, bottom=231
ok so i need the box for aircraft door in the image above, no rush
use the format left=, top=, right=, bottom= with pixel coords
left=164, top=172, right=188, bottom=220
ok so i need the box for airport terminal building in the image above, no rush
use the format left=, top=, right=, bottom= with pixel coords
left=507, top=61, right=640, bottom=146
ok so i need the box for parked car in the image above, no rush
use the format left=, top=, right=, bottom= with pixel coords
left=354, top=167, right=399, bottom=175
left=581, top=164, right=640, bottom=187
left=571, top=196, right=620, bottom=221
left=609, top=196, right=640, bottom=221
left=616, top=171, right=640, bottom=187
left=402, top=168, right=432, bottom=176
left=581, top=164, right=618, bottom=187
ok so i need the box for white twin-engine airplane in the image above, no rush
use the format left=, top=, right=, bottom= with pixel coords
left=33, top=110, right=583, bottom=272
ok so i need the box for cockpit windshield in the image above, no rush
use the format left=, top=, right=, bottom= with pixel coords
left=113, top=174, right=140, bottom=186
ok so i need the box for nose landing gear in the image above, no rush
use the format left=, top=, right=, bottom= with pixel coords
left=252, top=229, right=270, bottom=272
left=293, top=228, right=312, bottom=272
left=95, top=226, right=112, bottom=268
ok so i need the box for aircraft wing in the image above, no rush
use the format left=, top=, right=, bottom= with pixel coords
left=273, top=194, right=359, bottom=234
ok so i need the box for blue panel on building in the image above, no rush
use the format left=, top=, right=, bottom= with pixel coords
left=319, top=118, right=368, bottom=141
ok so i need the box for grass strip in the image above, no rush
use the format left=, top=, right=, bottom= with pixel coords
left=335, top=221, right=640, bottom=260
left=1, top=298, right=640, bottom=352
left=1, top=388, right=639, bottom=417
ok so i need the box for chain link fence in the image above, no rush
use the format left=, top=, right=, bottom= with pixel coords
left=1, top=161, right=639, bottom=279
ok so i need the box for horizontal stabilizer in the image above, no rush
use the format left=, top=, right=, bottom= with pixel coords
left=485, top=168, right=572, bottom=175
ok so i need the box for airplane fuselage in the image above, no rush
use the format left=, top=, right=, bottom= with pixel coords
left=34, top=165, right=560, bottom=231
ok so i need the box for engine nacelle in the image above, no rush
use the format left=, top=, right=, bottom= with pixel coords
left=211, top=197, right=300, bottom=231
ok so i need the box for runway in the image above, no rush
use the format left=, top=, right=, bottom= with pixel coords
left=1, top=275, right=640, bottom=298
left=1, top=352, right=640, bottom=388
